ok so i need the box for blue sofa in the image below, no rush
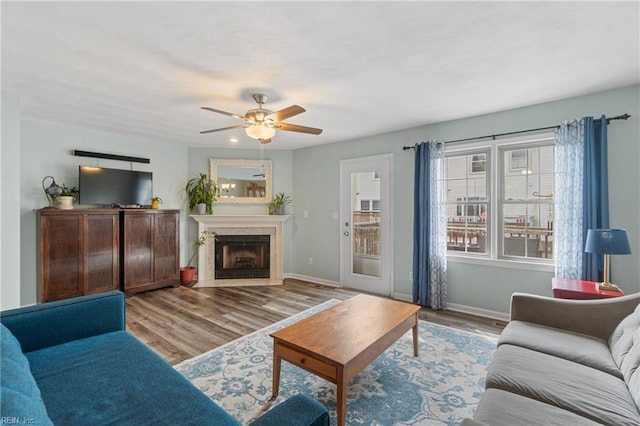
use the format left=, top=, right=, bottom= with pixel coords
left=1, top=291, right=329, bottom=426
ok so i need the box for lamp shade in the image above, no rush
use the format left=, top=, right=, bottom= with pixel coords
left=585, top=229, right=632, bottom=255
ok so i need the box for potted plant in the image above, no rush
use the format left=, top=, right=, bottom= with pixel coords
left=151, top=197, right=162, bottom=209
left=56, top=184, right=79, bottom=210
left=185, top=173, right=219, bottom=214
left=269, top=192, right=292, bottom=215
left=180, top=230, right=217, bottom=286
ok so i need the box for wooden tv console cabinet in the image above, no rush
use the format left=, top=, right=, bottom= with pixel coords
left=38, top=208, right=180, bottom=302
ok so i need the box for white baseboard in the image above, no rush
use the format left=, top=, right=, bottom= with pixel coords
left=393, top=292, right=412, bottom=302
left=284, top=273, right=342, bottom=288
left=446, top=303, right=509, bottom=322
left=391, top=294, right=507, bottom=321
left=284, top=274, right=509, bottom=322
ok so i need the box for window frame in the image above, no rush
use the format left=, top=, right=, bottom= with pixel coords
left=445, top=132, right=555, bottom=271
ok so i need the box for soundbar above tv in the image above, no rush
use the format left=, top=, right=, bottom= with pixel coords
left=79, top=166, right=153, bottom=207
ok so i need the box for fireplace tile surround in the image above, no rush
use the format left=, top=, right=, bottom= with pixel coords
left=190, top=215, right=289, bottom=287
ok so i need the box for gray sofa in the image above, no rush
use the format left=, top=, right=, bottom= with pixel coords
left=464, top=292, right=640, bottom=426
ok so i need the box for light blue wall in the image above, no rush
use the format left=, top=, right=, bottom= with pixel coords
left=5, top=85, right=638, bottom=317
left=1, top=92, right=22, bottom=309
left=18, top=118, right=189, bottom=305
left=186, top=147, right=294, bottom=271
left=293, top=85, right=640, bottom=317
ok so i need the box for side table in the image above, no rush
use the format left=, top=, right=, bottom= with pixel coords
left=552, top=278, right=624, bottom=300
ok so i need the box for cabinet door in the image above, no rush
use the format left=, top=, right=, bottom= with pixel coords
left=123, top=213, right=154, bottom=289
left=41, top=214, right=83, bottom=302
left=84, top=213, right=120, bottom=294
left=154, top=212, right=179, bottom=283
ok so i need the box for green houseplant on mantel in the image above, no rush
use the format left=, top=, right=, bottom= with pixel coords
left=269, top=192, right=292, bottom=215
left=180, top=230, right=217, bottom=286
left=185, top=173, right=219, bottom=214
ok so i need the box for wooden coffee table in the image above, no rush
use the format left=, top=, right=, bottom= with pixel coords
left=270, top=294, right=420, bottom=426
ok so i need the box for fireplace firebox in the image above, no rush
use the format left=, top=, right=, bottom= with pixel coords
left=215, top=235, right=270, bottom=279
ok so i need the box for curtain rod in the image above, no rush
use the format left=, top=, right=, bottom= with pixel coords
left=402, top=113, right=631, bottom=151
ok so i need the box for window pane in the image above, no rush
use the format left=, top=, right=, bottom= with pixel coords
left=502, top=146, right=554, bottom=200
left=510, top=150, right=528, bottom=170
left=502, top=204, right=553, bottom=259
left=447, top=208, right=487, bottom=254
left=471, top=154, right=486, bottom=173
left=446, top=150, right=489, bottom=255
left=446, top=153, right=488, bottom=202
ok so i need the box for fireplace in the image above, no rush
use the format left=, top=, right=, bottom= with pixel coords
left=215, top=235, right=270, bottom=279
left=191, top=215, right=289, bottom=287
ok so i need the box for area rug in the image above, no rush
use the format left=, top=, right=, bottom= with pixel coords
left=175, top=300, right=497, bottom=425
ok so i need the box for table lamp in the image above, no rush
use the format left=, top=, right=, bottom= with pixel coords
left=585, top=229, right=631, bottom=291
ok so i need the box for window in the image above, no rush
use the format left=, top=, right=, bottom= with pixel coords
left=445, top=134, right=554, bottom=263
left=470, top=153, right=486, bottom=173
left=359, top=199, right=380, bottom=212
left=509, top=149, right=528, bottom=171
left=445, top=150, right=489, bottom=254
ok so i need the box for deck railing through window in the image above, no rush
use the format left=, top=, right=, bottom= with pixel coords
left=353, top=212, right=380, bottom=256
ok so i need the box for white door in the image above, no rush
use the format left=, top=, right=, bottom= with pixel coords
left=340, top=154, right=393, bottom=296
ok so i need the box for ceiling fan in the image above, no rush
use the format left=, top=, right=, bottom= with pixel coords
left=200, top=93, right=322, bottom=144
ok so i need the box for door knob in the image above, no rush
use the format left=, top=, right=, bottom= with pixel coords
left=344, top=231, right=350, bottom=237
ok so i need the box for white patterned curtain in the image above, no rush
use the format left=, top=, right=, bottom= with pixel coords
left=554, top=120, right=584, bottom=279
left=413, top=141, right=447, bottom=309
left=428, top=142, right=448, bottom=309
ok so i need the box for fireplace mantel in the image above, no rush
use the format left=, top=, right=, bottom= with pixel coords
left=190, top=215, right=289, bottom=286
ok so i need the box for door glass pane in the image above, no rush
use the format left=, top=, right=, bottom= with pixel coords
left=351, top=171, right=381, bottom=277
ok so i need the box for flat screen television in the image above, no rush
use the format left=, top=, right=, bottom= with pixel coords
left=79, top=166, right=153, bottom=207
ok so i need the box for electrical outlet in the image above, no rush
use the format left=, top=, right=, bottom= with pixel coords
left=409, top=272, right=413, bottom=281
left=303, top=210, right=309, bottom=219
left=308, top=257, right=313, bottom=265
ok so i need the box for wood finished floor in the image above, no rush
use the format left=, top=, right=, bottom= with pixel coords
left=126, top=279, right=506, bottom=365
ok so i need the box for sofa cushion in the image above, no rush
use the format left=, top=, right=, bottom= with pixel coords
left=499, top=320, right=622, bottom=378
left=26, top=330, right=240, bottom=426
left=473, top=388, right=601, bottom=426
left=0, top=323, right=52, bottom=425
left=486, top=344, right=640, bottom=426
left=250, top=394, right=330, bottom=426
left=610, top=304, right=640, bottom=408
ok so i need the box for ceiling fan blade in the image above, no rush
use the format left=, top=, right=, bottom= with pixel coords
left=265, top=105, right=305, bottom=122
left=200, top=124, right=249, bottom=134
left=275, top=122, right=323, bottom=135
left=201, top=107, right=246, bottom=121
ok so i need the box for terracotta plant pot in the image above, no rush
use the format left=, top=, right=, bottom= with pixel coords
left=180, top=267, right=196, bottom=286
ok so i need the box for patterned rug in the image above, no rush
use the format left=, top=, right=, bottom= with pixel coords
left=175, top=300, right=496, bottom=425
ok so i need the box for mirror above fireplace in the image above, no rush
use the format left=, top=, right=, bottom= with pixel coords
left=210, top=158, right=272, bottom=204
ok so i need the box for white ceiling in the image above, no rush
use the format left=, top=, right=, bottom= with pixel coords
left=2, top=1, right=638, bottom=150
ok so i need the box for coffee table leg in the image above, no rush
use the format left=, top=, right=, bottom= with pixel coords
left=336, top=373, right=346, bottom=426
left=412, top=313, right=419, bottom=357
left=272, top=345, right=281, bottom=398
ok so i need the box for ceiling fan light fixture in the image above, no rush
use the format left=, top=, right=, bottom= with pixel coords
left=246, top=124, right=276, bottom=140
